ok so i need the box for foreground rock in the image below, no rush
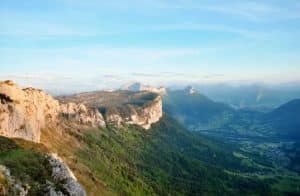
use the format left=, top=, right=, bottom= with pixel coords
left=0, top=154, right=86, bottom=196
left=0, top=165, right=28, bottom=196
left=46, top=154, right=86, bottom=196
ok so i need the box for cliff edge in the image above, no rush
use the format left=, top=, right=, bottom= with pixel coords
left=0, top=81, right=163, bottom=143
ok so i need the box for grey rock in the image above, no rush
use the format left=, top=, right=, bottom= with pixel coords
left=47, top=154, right=86, bottom=196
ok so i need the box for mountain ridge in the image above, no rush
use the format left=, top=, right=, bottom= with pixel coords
left=163, top=88, right=235, bottom=130
left=0, top=80, right=163, bottom=143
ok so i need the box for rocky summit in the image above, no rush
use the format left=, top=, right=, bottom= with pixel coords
left=0, top=80, right=162, bottom=143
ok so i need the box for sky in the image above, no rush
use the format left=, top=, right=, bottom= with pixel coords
left=0, top=0, right=300, bottom=92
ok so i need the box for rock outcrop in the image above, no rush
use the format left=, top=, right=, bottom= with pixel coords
left=46, top=154, right=86, bottom=196
left=105, top=95, right=162, bottom=129
left=60, top=102, right=105, bottom=127
left=0, top=81, right=105, bottom=142
left=58, top=91, right=163, bottom=130
left=0, top=165, right=29, bottom=196
left=0, top=80, right=60, bottom=142
left=0, top=154, right=86, bottom=196
left=0, top=80, right=163, bottom=143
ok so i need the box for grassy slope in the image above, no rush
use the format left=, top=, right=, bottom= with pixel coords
left=0, top=137, right=53, bottom=195
left=1, top=116, right=294, bottom=195
left=40, top=122, right=111, bottom=196
left=76, top=116, right=272, bottom=195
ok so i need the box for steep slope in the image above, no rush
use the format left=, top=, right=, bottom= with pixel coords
left=0, top=80, right=62, bottom=142
left=15, top=112, right=299, bottom=195
left=0, top=80, right=163, bottom=195
left=0, top=80, right=106, bottom=142
left=76, top=116, right=277, bottom=195
left=163, top=88, right=235, bottom=130
left=0, top=137, right=85, bottom=195
left=264, top=99, right=300, bottom=139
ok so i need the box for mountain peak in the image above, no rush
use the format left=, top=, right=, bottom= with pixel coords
left=269, top=98, right=300, bottom=117
left=184, top=86, right=197, bottom=95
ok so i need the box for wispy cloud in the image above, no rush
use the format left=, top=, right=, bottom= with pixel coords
left=59, top=0, right=300, bottom=21
left=0, top=21, right=265, bottom=40
left=144, top=0, right=300, bottom=21
left=0, top=1, right=289, bottom=38
left=0, top=46, right=221, bottom=76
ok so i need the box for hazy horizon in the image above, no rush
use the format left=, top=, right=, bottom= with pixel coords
left=1, top=0, right=300, bottom=90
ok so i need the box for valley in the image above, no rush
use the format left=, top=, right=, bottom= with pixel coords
left=164, top=87, right=300, bottom=195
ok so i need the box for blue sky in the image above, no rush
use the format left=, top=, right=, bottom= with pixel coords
left=0, top=0, right=300, bottom=91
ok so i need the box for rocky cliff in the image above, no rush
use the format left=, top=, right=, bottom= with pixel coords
left=46, top=153, right=86, bottom=196
left=58, top=91, right=163, bottom=130
left=0, top=81, right=163, bottom=143
left=0, top=80, right=60, bottom=142
left=60, top=102, right=105, bottom=127
left=0, top=81, right=105, bottom=142
left=104, top=94, right=162, bottom=129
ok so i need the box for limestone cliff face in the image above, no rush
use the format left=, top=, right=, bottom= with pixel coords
left=60, top=102, right=105, bottom=127
left=58, top=90, right=163, bottom=130
left=105, top=95, right=163, bottom=129
left=0, top=81, right=105, bottom=142
left=0, top=81, right=60, bottom=142
left=141, top=96, right=163, bottom=129
left=0, top=81, right=163, bottom=143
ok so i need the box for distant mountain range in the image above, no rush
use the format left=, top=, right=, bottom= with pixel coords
left=163, top=87, right=234, bottom=130
left=121, top=82, right=166, bottom=94
left=264, top=99, right=300, bottom=139
left=163, top=86, right=300, bottom=140
left=192, top=83, right=300, bottom=111
left=163, top=86, right=300, bottom=180
left=121, top=82, right=300, bottom=111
